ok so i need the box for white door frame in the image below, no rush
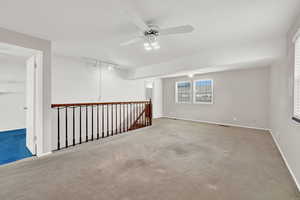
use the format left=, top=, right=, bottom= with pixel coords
left=26, top=55, right=37, bottom=155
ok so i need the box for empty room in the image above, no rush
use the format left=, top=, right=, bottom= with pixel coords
left=0, top=0, right=300, bottom=199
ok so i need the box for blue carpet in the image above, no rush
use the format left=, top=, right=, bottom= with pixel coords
left=0, top=129, right=33, bottom=165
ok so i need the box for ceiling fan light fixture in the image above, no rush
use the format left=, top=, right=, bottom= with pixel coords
left=144, top=42, right=150, bottom=47
left=145, top=46, right=152, bottom=51
left=151, top=41, right=158, bottom=46
left=153, top=44, right=160, bottom=49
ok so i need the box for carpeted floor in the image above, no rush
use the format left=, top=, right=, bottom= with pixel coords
left=0, top=118, right=299, bottom=200
left=0, top=129, right=33, bottom=165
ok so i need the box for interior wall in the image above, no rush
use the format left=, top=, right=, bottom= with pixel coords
left=152, top=79, right=163, bottom=118
left=0, top=56, right=26, bottom=131
left=52, top=55, right=100, bottom=103
left=52, top=55, right=146, bottom=103
left=101, top=66, right=145, bottom=102
left=269, top=14, right=300, bottom=190
left=163, top=67, right=270, bottom=129
left=52, top=55, right=163, bottom=118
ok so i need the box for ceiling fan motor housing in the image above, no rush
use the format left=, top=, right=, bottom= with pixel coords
left=144, top=29, right=159, bottom=42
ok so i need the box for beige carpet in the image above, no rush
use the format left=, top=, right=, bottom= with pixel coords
left=0, top=118, right=299, bottom=200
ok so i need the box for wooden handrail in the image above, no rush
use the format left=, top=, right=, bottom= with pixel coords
left=51, top=100, right=150, bottom=108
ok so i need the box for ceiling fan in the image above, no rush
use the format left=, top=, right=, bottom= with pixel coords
left=120, top=12, right=194, bottom=51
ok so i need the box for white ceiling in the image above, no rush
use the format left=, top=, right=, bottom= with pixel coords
left=0, top=0, right=299, bottom=69
left=157, top=58, right=275, bottom=79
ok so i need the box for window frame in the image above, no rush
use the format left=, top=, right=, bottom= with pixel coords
left=293, top=31, right=300, bottom=123
left=193, top=79, right=214, bottom=104
left=175, top=81, right=192, bottom=104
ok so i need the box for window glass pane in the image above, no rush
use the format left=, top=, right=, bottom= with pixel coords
left=176, top=82, right=191, bottom=103
left=294, top=37, right=300, bottom=119
left=194, top=80, right=213, bottom=103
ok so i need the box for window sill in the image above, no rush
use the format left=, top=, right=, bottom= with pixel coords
left=292, top=117, right=300, bottom=123
left=175, top=102, right=192, bottom=104
left=194, top=102, right=213, bottom=105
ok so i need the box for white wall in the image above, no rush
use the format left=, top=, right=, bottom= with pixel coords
left=52, top=55, right=100, bottom=103
left=52, top=55, right=163, bottom=118
left=52, top=55, right=146, bottom=104
left=269, top=14, right=300, bottom=190
left=101, top=66, right=145, bottom=102
left=152, top=79, right=163, bottom=118
left=0, top=56, right=26, bottom=131
left=163, top=67, right=270, bottom=130
left=101, top=69, right=162, bottom=117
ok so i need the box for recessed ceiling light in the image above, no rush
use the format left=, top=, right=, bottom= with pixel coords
left=188, top=74, right=194, bottom=78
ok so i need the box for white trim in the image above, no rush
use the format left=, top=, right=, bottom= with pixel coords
left=0, top=156, right=36, bottom=168
left=175, top=80, right=192, bottom=104
left=163, top=116, right=270, bottom=131
left=0, top=128, right=26, bottom=132
left=193, top=79, right=214, bottom=104
left=293, top=37, right=300, bottom=119
left=269, top=130, right=300, bottom=192
left=37, top=151, right=52, bottom=157
left=153, top=115, right=163, bottom=119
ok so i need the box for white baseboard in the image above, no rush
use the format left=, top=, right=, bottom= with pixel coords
left=269, top=130, right=300, bottom=192
left=0, top=128, right=26, bottom=133
left=163, top=116, right=270, bottom=131
left=153, top=115, right=163, bottom=119
left=37, top=152, right=52, bottom=158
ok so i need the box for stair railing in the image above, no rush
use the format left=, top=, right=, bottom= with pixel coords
left=51, top=100, right=152, bottom=151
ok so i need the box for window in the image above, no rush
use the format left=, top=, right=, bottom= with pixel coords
left=293, top=34, right=300, bottom=122
left=176, top=81, right=192, bottom=103
left=193, top=79, right=213, bottom=104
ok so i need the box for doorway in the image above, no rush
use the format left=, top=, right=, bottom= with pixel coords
left=0, top=42, right=42, bottom=165
left=145, top=80, right=154, bottom=100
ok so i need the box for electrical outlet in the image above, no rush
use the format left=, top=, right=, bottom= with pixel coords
left=233, top=117, right=237, bottom=121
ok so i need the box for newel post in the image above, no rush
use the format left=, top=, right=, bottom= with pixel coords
left=149, top=99, right=152, bottom=125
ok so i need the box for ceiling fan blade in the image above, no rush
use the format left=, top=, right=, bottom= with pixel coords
left=124, top=11, right=150, bottom=31
left=159, top=25, right=194, bottom=36
left=120, top=37, right=143, bottom=46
